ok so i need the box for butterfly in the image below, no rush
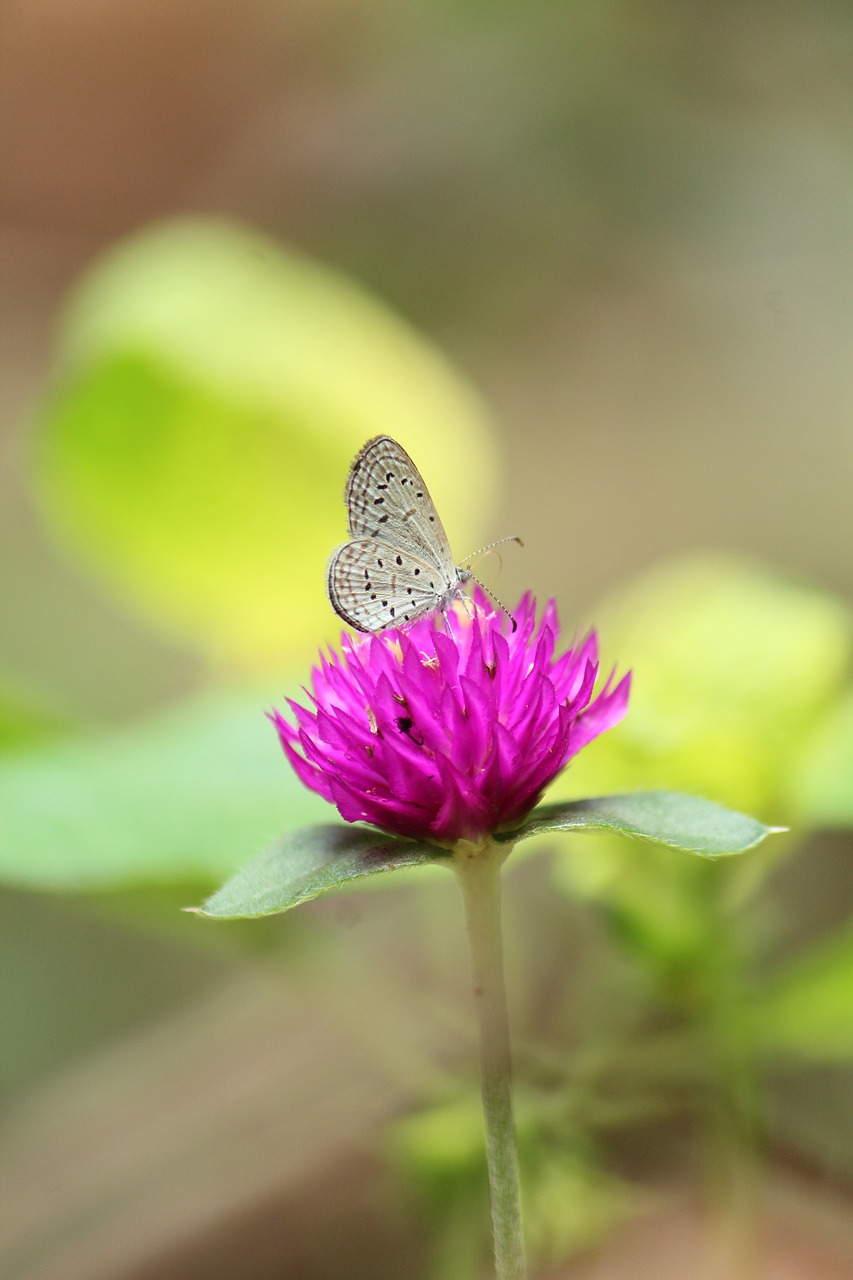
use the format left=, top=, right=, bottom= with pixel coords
left=327, top=435, right=519, bottom=633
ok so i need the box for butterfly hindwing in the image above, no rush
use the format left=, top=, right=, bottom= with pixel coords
left=328, top=538, right=453, bottom=632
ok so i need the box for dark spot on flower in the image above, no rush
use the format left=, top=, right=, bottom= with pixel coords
left=397, top=716, right=424, bottom=745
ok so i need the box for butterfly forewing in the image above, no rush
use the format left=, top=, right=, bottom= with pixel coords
left=328, top=538, right=454, bottom=632
left=344, top=436, right=457, bottom=581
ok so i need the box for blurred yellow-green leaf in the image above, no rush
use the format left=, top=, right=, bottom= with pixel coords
left=521, top=1148, right=648, bottom=1268
left=31, top=218, right=497, bottom=668
left=557, top=554, right=852, bottom=822
left=391, top=1093, right=647, bottom=1276
left=749, top=926, right=853, bottom=1061
left=793, top=688, right=853, bottom=828
left=0, top=686, right=329, bottom=891
left=0, top=680, right=66, bottom=752
left=548, top=555, right=851, bottom=973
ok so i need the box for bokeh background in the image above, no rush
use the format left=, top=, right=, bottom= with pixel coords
left=3, top=2, right=853, bottom=1277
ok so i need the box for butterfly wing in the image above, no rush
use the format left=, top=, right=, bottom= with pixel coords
left=328, top=538, right=453, bottom=632
left=344, top=436, right=457, bottom=581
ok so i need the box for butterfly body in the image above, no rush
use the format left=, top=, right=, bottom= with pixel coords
left=328, top=435, right=470, bottom=633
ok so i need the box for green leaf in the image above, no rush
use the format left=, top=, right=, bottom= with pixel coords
left=30, top=218, right=496, bottom=667
left=749, top=926, right=853, bottom=1060
left=500, top=792, right=777, bottom=858
left=793, top=688, right=853, bottom=828
left=193, top=825, right=447, bottom=919
left=0, top=687, right=330, bottom=891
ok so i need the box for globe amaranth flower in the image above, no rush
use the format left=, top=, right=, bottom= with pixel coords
left=271, top=590, right=630, bottom=846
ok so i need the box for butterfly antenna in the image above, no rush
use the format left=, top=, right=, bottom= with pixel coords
left=460, top=535, right=524, bottom=570
left=465, top=571, right=518, bottom=633
left=459, top=536, right=523, bottom=633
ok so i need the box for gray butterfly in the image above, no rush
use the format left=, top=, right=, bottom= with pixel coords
left=327, top=435, right=469, bottom=632
left=328, top=436, right=519, bottom=633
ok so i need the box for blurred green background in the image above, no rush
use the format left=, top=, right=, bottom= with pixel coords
left=2, top=1, right=853, bottom=1276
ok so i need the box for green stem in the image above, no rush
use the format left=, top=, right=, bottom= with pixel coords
left=453, top=842, right=526, bottom=1280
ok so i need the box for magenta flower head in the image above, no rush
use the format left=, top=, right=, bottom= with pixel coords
left=271, top=589, right=631, bottom=847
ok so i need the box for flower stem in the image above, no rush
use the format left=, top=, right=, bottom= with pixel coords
left=453, top=843, right=526, bottom=1280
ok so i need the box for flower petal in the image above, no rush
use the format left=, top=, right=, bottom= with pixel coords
left=272, top=595, right=629, bottom=843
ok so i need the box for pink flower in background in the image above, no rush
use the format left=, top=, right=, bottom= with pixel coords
left=272, top=590, right=630, bottom=845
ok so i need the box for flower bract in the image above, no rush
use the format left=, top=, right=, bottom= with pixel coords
left=272, top=591, right=630, bottom=845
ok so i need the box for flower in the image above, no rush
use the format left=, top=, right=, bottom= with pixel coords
left=271, top=590, right=630, bottom=846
